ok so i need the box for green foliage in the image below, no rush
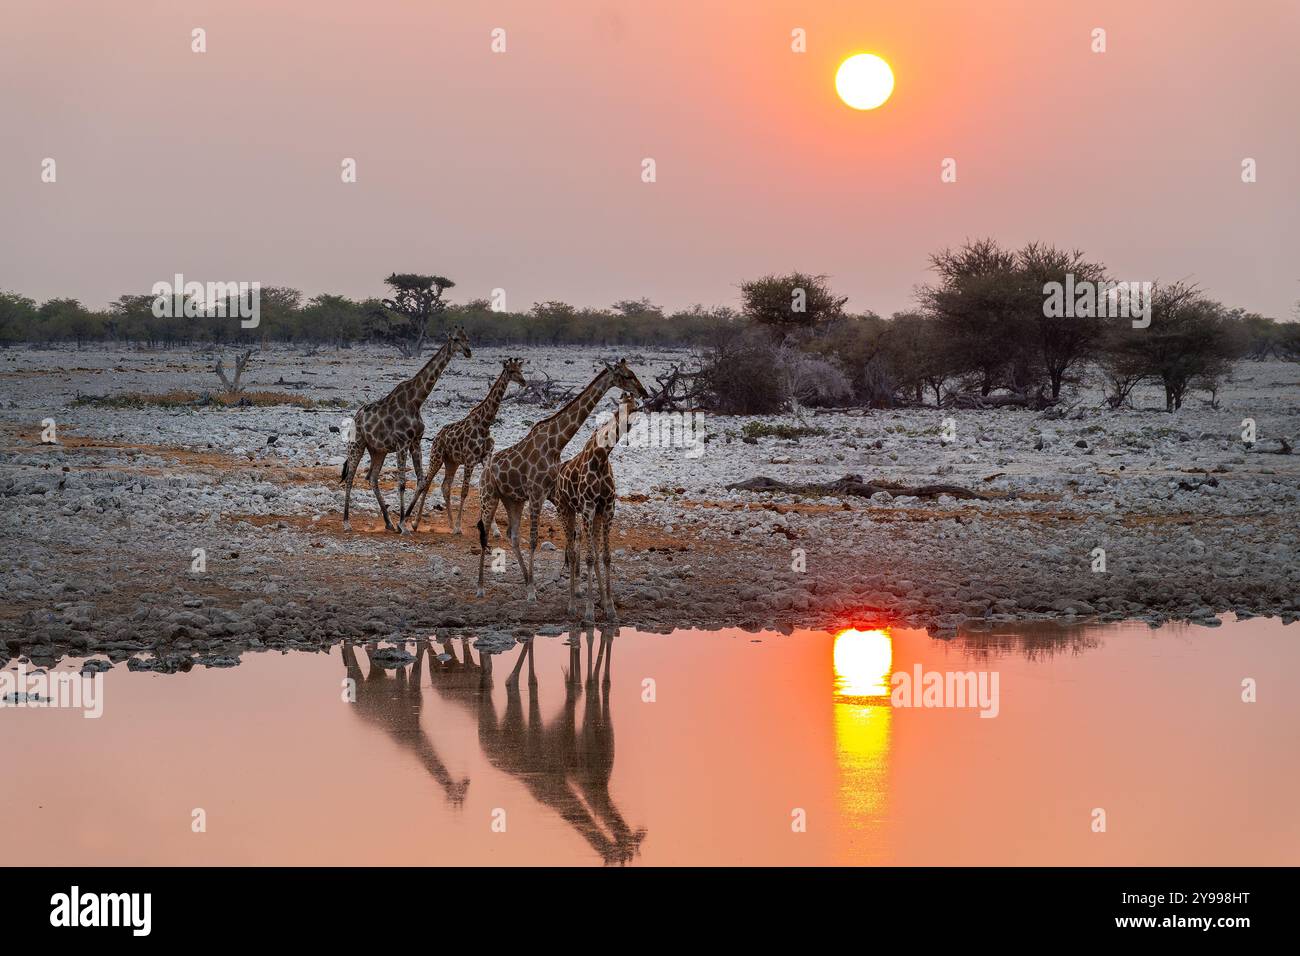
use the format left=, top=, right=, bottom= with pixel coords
left=368, top=274, right=456, bottom=355
left=740, top=272, right=847, bottom=342
left=917, top=239, right=1110, bottom=399
left=1100, top=283, right=1246, bottom=410
left=0, top=291, right=39, bottom=347
left=741, top=421, right=829, bottom=441
left=0, top=277, right=734, bottom=349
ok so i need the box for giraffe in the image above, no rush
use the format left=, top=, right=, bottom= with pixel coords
left=426, top=626, right=646, bottom=865
left=340, top=326, right=470, bottom=534
left=403, top=357, right=527, bottom=534
left=550, top=391, right=639, bottom=621
left=340, top=640, right=470, bottom=806
left=475, top=360, right=647, bottom=603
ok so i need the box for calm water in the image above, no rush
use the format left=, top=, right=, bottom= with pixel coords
left=4, top=618, right=1298, bottom=866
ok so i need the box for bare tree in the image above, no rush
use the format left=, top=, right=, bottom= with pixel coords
left=214, top=349, right=254, bottom=393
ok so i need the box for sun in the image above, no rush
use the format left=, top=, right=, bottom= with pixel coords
left=835, top=53, right=895, bottom=110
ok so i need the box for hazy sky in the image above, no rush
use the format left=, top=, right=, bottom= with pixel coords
left=3, top=0, right=1298, bottom=318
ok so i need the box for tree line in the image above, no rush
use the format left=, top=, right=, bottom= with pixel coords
left=3, top=246, right=1297, bottom=412
left=0, top=274, right=732, bottom=351
left=703, top=241, right=1298, bottom=413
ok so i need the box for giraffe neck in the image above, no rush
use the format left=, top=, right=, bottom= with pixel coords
left=472, top=370, right=513, bottom=428
left=583, top=403, right=637, bottom=457
left=541, top=370, right=615, bottom=450
left=407, top=339, right=455, bottom=405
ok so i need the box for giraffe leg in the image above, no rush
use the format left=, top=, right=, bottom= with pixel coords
left=398, top=439, right=423, bottom=535
left=341, top=442, right=366, bottom=532
left=369, top=450, right=393, bottom=531
left=562, top=509, right=578, bottom=619
left=475, top=489, right=500, bottom=599
left=590, top=512, right=606, bottom=618
left=505, top=641, right=530, bottom=689
left=456, top=463, right=473, bottom=535
left=406, top=464, right=429, bottom=530
left=395, top=449, right=409, bottom=532
left=504, top=499, right=529, bottom=600
left=581, top=507, right=596, bottom=622
left=408, top=450, right=439, bottom=531
left=601, top=506, right=617, bottom=620
left=525, top=494, right=544, bottom=603
left=442, top=461, right=458, bottom=534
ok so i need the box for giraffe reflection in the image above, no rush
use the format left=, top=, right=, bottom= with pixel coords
left=340, top=641, right=471, bottom=806
left=426, top=626, right=647, bottom=866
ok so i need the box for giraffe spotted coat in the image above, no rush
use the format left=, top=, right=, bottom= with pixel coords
left=475, top=359, right=648, bottom=605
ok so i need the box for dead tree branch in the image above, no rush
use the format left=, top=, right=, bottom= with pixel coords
left=215, top=349, right=254, bottom=393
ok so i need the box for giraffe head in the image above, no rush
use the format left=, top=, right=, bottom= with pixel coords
left=592, top=389, right=641, bottom=450
left=449, top=325, right=472, bottom=358
left=502, top=357, right=527, bottom=389
left=605, top=358, right=648, bottom=400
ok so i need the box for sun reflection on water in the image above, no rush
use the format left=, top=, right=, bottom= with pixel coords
left=834, top=628, right=893, bottom=701
left=833, top=628, right=893, bottom=845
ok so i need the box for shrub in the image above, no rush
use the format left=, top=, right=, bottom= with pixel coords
left=697, top=325, right=789, bottom=414
left=740, top=421, right=828, bottom=441
left=778, top=347, right=855, bottom=407
left=1099, top=283, right=1246, bottom=411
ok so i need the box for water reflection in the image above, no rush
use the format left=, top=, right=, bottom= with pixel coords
left=11, top=616, right=1296, bottom=865
left=341, top=642, right=471, bottom=805
left=833, top=628, right=893, bottom=701
left=939, top=620, right=1105, bottom=661
left=832, top=629, right=893, bottom=833
left=342, top=628, right=646, bottom=866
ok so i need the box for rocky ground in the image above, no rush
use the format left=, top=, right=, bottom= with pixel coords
left=1, top=343, right=1297, bottom=670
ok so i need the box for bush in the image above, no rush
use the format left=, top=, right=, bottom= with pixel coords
left=777, top=347, right=854, bottom=407
left=740, top=273, right=848, bottom=343
left=1099, top=283, right=1246, bottom=411
left=697, top=325, right=789, bottom=414
left=740, top=421, right=828, bottom=441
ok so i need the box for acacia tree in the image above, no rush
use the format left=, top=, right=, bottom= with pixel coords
left=740, top=272, right=847, bottom=343
left=610, top=298, right=663, bottom=319
left=920, top=239, right=1029, bottom=397
left=922, top=239, right=1110, bottom=400
left=372, top=273, right=455, bottom=356
left=881, top=311, right=951, bottom=405
left=1019, top=242, right=1107, bottom=398
left=1100, top=283, right=1243, bottom=411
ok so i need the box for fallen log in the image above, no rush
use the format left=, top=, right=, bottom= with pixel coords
left=1248, top=436, right=1292, bottom=455
left=943, top=390, right=1058, bottom=411
left=725, top=473, right=992, bottom=501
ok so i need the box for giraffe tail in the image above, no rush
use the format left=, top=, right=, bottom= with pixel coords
left=340, top=441, right=356, bottom=482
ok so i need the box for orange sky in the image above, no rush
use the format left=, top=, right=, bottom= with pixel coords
left=3, top=0, right=1297, bottom=317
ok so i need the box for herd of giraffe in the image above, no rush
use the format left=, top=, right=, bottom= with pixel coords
left=340, top=327, right=649, bottom=620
